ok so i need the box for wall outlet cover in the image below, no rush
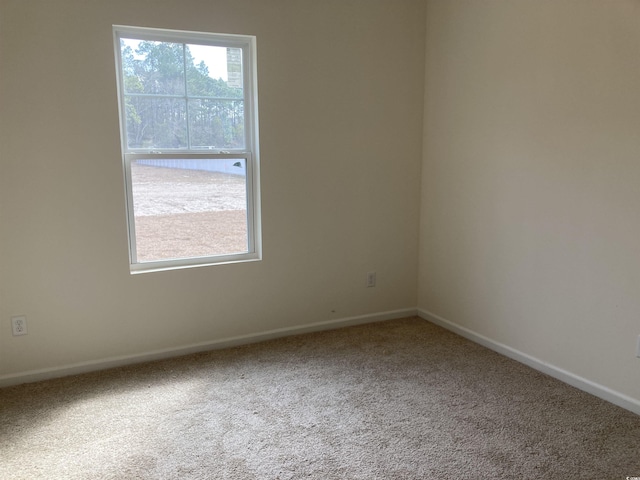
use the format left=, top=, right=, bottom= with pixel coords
left=11, top=316, right=27, bottom=336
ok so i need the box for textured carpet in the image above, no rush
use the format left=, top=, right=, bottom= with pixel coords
left=1, top=317, right=639, bottom=479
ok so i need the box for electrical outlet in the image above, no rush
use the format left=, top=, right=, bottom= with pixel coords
left=11, top=316, right=27, bottom=336
left=366, top=272, right=376, bottom=288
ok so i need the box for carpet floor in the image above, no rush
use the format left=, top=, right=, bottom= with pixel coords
left=1, top=317, right=639, bottom=479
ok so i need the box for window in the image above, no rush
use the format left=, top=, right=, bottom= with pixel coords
left=113, top=26, right=261, bottom=273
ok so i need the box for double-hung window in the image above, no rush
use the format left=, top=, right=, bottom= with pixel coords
left=113, top=26, right=260, bottom=273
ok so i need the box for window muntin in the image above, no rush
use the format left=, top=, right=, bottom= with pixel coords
left=114, top=26, right=260, bottom=272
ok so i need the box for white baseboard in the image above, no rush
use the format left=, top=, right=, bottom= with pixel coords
left=8, top=306, right=636, bottom=416
left=0, top=308, right=417, bottom=388
left=418, top=308, right=640, bottom=416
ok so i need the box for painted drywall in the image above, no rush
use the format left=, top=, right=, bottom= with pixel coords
left=420, top=0, right=640, bottom=402
left=0, top=0, right=425, bottom=377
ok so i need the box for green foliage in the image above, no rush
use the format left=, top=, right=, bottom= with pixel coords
left=120, top=39, right=244, bottom=150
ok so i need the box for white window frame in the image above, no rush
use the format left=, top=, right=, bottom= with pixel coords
left=113, top=25, right=261, bottom=273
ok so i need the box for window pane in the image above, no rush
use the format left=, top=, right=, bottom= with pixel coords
left=120, top=39, right=186, bottom=95
left=188, top=99, right=245, bottom=149
left=186, top=45, right=243, bottom=99
left=125, top=97, right=187, bottom=149
left=130, top=158, right=248, bottom=262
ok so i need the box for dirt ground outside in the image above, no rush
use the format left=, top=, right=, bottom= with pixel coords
left=130, top=163, right=248, bottom=262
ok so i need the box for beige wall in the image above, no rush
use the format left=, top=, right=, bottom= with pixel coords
left=3, top=0, right=639, bottom=411
left=0, top=0, right=425, bottom=376
left=420, top=0, right=640, bottom=402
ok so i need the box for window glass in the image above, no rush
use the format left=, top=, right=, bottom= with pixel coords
left=130, top=158, right=248, bottom=262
